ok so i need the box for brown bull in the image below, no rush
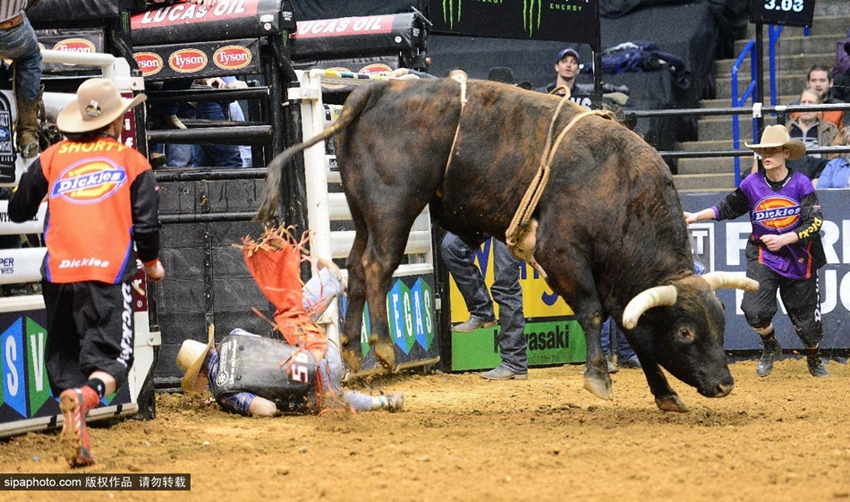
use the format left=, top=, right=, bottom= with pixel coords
left=257, top=77, right=757, bottom=412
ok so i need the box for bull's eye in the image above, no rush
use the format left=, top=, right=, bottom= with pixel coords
left=678, top=327, right=695, bottom=342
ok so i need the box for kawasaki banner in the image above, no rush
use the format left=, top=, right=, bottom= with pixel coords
left=448, top=238, right=586, bottom=371
left=429, top=0, right=599, bottom=44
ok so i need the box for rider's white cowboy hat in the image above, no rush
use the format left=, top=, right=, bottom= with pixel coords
left=175, top=325, right=215, bottom=394
left=57, top=78, right=146, bottom=133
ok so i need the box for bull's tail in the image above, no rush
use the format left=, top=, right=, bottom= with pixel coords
left=255, top=85, right=374, bottom=221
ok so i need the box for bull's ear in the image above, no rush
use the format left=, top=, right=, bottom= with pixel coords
left=702, top=272, right=758, bottom=292
left=622, top=285, right=677, bottom=330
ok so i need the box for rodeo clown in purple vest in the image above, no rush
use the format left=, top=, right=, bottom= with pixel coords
left=684, top=125, right=829, bottom=378
left=176, top=257, right=403, bottom=417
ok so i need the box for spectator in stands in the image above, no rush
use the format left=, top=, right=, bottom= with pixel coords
left=0, top=0, right=43, bottom=159
left=786, top=87, right=839, bottom=186
left=685, top=125, right=829, bottom=379
left=8, top=78, right=164, bottom=467
left=790, top=65, right=847, bottom=130
left=833, top=41, right=850, bottom=103
left=816, top=126, right=850, bottom=188
left=536, top=47, right=594, bottom=109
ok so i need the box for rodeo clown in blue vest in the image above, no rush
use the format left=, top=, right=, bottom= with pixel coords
left=176, top=233, right=403, bottom=417
left=685, top=125, right=829, bottom=378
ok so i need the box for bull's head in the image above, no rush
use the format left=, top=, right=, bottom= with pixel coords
left=621, top=273, right=758, bottom=404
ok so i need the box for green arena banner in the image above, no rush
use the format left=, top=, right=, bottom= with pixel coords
left=451, top=317, right=585, bottom=371
left=429, top=0, right=599, bottom=44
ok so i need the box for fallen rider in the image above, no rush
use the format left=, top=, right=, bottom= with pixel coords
left=177, top=228, right=403, bottom=416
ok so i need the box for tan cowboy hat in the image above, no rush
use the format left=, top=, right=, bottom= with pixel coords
left=175, top=325, right=215, bottom=394
left=57, top=78, right=146, bottom=133
left=744, top=124, right=806, bottom=160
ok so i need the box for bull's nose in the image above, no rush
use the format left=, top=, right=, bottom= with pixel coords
left=714, top=381, right=734, bottom=398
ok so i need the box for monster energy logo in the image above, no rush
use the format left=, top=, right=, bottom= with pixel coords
left=442, top=0, right=542, bottom=37
left=441, top=0, right=462, bottom=29
left=523, top=0, right=543, bottom=37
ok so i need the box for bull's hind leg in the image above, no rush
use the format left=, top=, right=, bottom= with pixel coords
left=341, top=228, right=368, bottom=373
left=535, top=249, right=612, bottom=400
left=361, top=232, right=409, bottom=371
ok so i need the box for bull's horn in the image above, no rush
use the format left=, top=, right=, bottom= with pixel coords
left=702, top=272, right=759, bottom=292
left=622, top=285, right=677, bottom=330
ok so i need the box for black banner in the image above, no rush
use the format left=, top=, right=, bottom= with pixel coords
left=429, top=0, right=599, bottom=44
left=290, top=13, right=425, bottom=61
left=134, top=39, right=261, bottom=80
left=34, top=29, right=106, bottom=76
left=27, top=0, right=132, bottom=23
left=749, top=0, right=816, bottom=28
left=130, top=0, right=284, bottom=46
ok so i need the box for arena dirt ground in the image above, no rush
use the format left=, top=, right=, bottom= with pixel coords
left=1, top=358, right=849, bottom=502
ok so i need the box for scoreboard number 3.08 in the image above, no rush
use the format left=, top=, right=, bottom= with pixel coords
left=750, top=0, right=816, bottom=27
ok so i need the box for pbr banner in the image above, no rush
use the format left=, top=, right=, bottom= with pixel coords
left=133, top=39, right=261, bottom=81
left=130, top=0, right=286, bottom=46
left=0, top=93, right=14, bottom=184
left=681, top=191, right=850, bottom=352
left=429, top=0, right=599, bottom=44
left=290, top=13, right=425, bottom=61
left=34, top=30, right=105, bottom=76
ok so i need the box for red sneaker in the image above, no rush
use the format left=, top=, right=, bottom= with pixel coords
left=59, top=387, right=98, bottom=467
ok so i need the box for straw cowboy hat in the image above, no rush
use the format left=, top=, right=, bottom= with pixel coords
left=57, top=78, right=146, bottom=133
left=744, top=124, right=806, bottom=160
left=175, top=325, right=215, bottom=394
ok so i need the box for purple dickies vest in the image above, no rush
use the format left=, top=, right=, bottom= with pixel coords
left=714, top=172, right=816, bottom=279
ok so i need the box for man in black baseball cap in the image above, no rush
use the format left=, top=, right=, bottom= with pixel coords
left=537, top=46, right=593, bottom=108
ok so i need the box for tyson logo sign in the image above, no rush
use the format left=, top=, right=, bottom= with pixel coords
left=169, top=48, right=207, bottom=73
left=359, top=63, right=392, bottom=76
left=134, top=52, right=163, bottom=77
left=213, top=46, right=252, bottom=70
left=53, top=38, right=96, bottom=53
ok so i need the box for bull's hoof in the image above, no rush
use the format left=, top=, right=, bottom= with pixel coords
left=582, top=372, right=613, bottom=400
left=341, top=348, right=362, bottom=373
left=655, top=395, right=690, bottom=413
left=373, top=341, right=396, bottom=372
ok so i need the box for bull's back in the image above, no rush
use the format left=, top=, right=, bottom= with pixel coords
left=335, top=79, right=465, bottom=210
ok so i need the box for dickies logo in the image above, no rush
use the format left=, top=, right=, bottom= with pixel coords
left=50, top=159, right=127, bottom=203
left=53, top=38, right=95, bottom=53
left=169, top=49, right=207, bottom=73
left=752, top=196, right=801, bottom=232
left=213, top=46, right=252, bottom=70
left=134, top=52, right=163, bottom=76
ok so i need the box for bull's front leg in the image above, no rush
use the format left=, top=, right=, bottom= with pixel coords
left=641, top=362, right=689, bottom=413
left=579, top=310, right=612, bottom=400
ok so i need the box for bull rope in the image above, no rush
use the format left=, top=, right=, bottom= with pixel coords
left=443, top=72, right=469, bottom=177
left=504, top=102, right=614, bottom=270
